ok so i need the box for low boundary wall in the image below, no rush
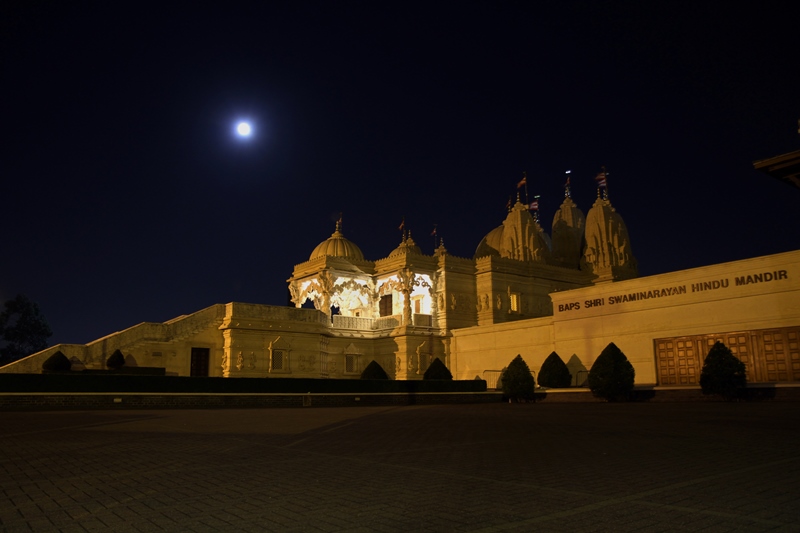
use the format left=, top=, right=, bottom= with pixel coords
left=532, top=384, right=800, bottom=402
left=0, top=392, right=503, bottom=411
left=3, top=385, right=799, bottom=411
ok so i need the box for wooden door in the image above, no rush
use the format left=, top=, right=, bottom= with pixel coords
left=190, top=347, right=210, bottom=377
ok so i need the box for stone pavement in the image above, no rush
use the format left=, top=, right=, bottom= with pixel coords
left=1, top=402, right=799, bottom=532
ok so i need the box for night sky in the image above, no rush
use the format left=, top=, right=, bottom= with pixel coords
left=2, top=2, right=799, bottom=347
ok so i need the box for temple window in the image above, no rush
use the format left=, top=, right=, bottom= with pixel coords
left=272, top=350, right=285, bottom=371
left=379, top=295, right=393, bottom=317
left=345, top=354, right=357, bottom=373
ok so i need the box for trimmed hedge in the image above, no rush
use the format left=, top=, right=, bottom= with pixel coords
left=700, top=341, right=747, bottom=400
left=587, top=342, right=635, bottom=401
left=423, top=357, right=453, bottom=380
left=502, top=355, right=535, bottom=401
left=538, top=351, right=571, bottom=388
left=0, top=374, right=487, bottom=394
left=360, top=360, right=389, bottom=380
left=41, top=351, right=71, bottom=373
left=106, top=349, right=125, bottom=369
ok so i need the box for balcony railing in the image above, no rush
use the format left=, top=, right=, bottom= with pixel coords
left=332, top=315, right=375, bottom=330
left=330, top=314, right=432, bottom=331
left=413, top=314, right=432, bottom=327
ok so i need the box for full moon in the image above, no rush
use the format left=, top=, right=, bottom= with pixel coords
left=236, top=121, right=252, bottom=137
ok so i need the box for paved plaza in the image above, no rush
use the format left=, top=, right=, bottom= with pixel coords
left=1, top=402, right=799, bottom=532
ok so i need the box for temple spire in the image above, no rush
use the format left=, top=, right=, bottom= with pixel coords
left=594, top=166, right=609, bottom=200
left=516, top=172, right=530, bottom=204
left=564, top=170, right=572, bottom=198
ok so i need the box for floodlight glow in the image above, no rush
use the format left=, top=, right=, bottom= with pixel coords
left=236, top=122, right=252, bottom=137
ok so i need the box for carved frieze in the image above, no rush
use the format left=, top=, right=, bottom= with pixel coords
left=446, top=292, right=475, bottom=314
left=297, top=354, right=316, bottom=372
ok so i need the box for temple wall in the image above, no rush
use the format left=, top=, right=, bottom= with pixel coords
left=4, top=251, right=798, bottom=385
left=452, top=250, right=800, bottom=385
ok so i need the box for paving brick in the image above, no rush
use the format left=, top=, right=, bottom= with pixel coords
left=2, top=403, right=800, bottom=531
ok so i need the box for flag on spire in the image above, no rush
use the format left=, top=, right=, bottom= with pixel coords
left=398, top=217, right=405, bottom=231
left=529, top=199, right=539, bottom=211
left=430, top=225, right=437, bottom=237
left=517, top=174, right=527, bottom=189
left=595, top=170, right=607, bottom=188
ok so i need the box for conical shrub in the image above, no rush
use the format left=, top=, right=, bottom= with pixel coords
left=106, top=349, right=125, bottom=370
left=42, top=351, right=71, bottom=372
left=423, top=357, right=453, bottom=380
left=360, top=360, right=389, bottom=380
left=502, top=355, right=535, bottom=402
left=700, top=341, right=746, bottom=400
left=538, top=351, right=572, bottom=388
left=588, top=342, right=635, bottom=401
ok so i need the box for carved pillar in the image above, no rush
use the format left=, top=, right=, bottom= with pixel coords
left=398, top=268, right=418, bottom=326
left=288, top=282, right=301, bottom=308
left=318, top=270, right=335, bottom=318
left=430, top=272, right=440, bottom=328
left=221, top=329, right=234, bottom=377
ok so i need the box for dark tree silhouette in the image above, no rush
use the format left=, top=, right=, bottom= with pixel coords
left=423, top=357, right=453, bottom=380
left=538, top=351, right=572, bottom=388
left=360, top=360, right=389, bottom=379
left=502, top=354, right=535, bottom=402
left=0, top=294, right=52, bottom=365
left=106, top=349, right=126, bottom=370
left=700, top=341, right=747, bottom=400
left=588, top=342, right=635, bottom=401
left=42, top=350, right=71, bottom=372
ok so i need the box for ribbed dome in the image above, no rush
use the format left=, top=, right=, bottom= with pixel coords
left=474, top=226, right=503, bottom=258
left=309, top=222, right=365, bottom=261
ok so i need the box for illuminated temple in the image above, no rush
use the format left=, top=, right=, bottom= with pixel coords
left=4, top=185, right=799, bottom=386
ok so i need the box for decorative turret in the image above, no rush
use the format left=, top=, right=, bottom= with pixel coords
left=581, top=194, right=637, bottom=283
left=551, top=180, right=585, bottom=269
left=433, top=238, right=448, bottom=257
left=389, top=231, right=422, bottom=257
left=309, top=220, right=365, bottom=261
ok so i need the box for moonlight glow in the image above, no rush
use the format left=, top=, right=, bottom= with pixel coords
left=236, top=121, right=252, bottom=137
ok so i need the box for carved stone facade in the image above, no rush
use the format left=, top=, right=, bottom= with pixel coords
left=0, top=187, right=632, bottom=379
left=11, top=185, right=798, bottom=386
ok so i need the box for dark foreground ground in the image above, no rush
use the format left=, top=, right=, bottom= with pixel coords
left=1, top=403, right=799, bottom=532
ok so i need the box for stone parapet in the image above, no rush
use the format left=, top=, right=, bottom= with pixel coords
left=0, top=392, right=503, bottom=411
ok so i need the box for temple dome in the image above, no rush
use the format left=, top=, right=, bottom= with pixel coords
left=389, top=233, right=422, bottom=257
left=474, top=226, right=503, bottom=258
left=474, top=200, right=551, bottom=263
left=309, top=222, right=365, bottom=261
